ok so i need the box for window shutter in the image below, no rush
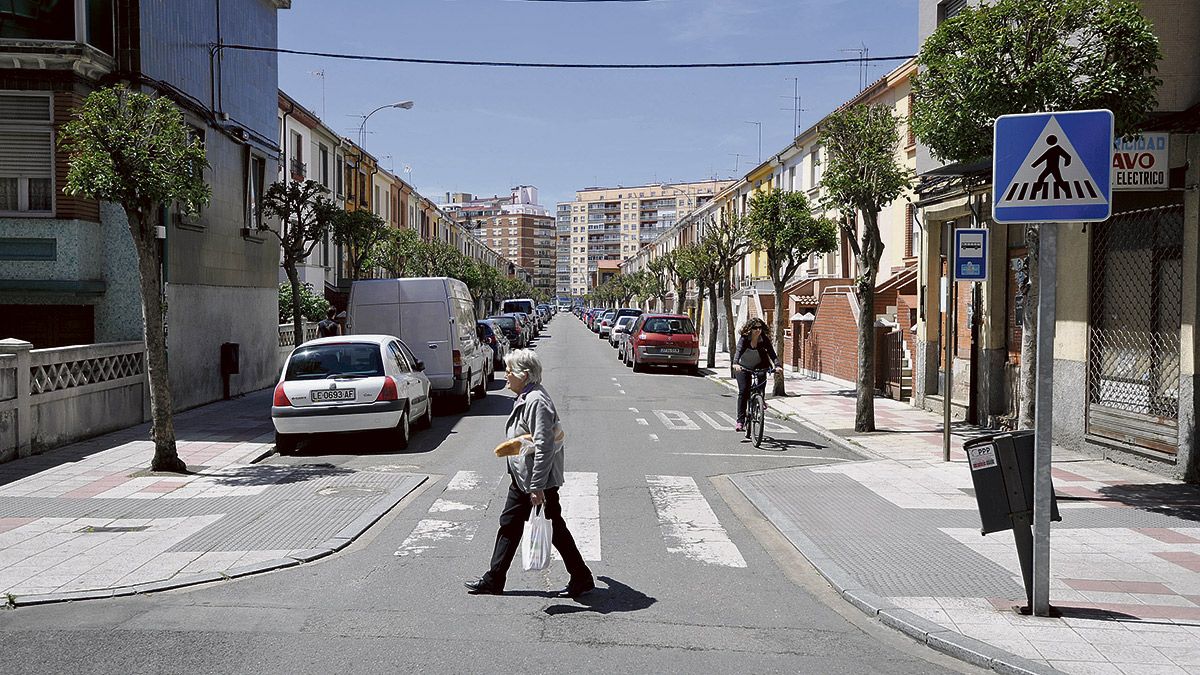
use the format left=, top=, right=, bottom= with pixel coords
left=0, top=95, right=51, bottom=122
left=0, top=129, right=52, bottom=178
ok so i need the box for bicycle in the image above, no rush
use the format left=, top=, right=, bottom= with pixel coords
left=743, top=367, right=773, bottom=448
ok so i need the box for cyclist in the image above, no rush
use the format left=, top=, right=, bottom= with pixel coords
left=732, top=318, right=779, bottom=432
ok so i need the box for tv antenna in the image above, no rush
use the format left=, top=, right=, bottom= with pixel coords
left=781, top=77, right=808, bottom=137
left=840, top=43, right=869, bottom=92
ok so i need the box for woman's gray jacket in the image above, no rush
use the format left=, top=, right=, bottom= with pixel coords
left=504, top=384, right=565, bottom=493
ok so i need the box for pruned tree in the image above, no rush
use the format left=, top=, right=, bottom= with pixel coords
left=910, top=0, right=1161, bottom=427
left=260, top=179, right=341, bottom=348
left=820, top=103, right=914, bottom=432
left=666, top=244, right=703, bottom=315
left=703, top=212, right=754, bottom=356
left=333, top=209, right=390, bottom=281
left=746, top=189, right=839, bottom=396
left=692, top=235, right=724, bottom=368
left=59, top=85, right=211, bottom=473
left=646, top=256, right=671, bottom=311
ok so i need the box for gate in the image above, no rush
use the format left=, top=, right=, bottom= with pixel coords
left=1087, top=204, right=1184, bottom=454
left=875, top=327, right=904, bottom=400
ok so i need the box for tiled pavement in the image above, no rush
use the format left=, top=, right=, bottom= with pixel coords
left=702, top=350, right=1200, bottom=675
left=0, top=390, right=426, bottom=604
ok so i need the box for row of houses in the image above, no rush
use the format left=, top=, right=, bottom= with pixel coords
left=0, top=0, right=524, bottom=416
left=622, top=0, right=1200, bottom=481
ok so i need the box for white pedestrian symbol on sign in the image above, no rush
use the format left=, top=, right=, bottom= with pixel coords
left=997, top=116, right=1106, bottom=207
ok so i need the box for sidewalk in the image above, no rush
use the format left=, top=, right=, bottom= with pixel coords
left=702, top=350, right=1200, bottom=675
left=0, top=390, right=425, bottom=606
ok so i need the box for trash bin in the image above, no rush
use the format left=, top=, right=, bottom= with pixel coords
left=964, top=430, right=1061, bottom=612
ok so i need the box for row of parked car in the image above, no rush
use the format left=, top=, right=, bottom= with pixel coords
left=576, top=305, right=701, bottom=375
left=271, top=277, right=559, bottom=454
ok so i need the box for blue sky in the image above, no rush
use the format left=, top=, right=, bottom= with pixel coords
left=277, top=0, right=919, bottom=209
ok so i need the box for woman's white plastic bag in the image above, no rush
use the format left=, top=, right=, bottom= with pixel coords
left=522, top=504, right=552, bottom=571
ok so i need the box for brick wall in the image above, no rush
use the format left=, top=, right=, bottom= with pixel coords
left=801, top=288, right=859, bottom=383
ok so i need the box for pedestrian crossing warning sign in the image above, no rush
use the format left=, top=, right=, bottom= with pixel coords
left=992, top=109, right=1113, bottom=224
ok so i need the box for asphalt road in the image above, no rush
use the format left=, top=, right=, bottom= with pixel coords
left=0, top=315, right=976, bottom=674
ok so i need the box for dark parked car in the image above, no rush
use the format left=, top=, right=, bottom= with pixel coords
left=489, top=314, right=526, bottom=348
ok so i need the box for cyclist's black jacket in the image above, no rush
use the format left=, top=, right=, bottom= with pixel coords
left=734, top=334, right=778, bottom=370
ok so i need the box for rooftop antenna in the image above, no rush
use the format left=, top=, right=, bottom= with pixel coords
left=728, top=153, right=746, bottom=174
left=781, top=77, right=808, bottom=137
left=308, top=69, right=326, bottom=118
left=840, top=43, right=869, bottom=91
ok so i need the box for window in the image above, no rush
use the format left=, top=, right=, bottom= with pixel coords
left=0, top=94, right=53, bottom=214
left=809, top=147, right=822, bottom=188
left=246, top=152, right=266, bottom=230
left=319, top=144, right=330, bottom=187
left=938, top=0, right=968, bottom=22
left=174, top=124, right=206, bottom=229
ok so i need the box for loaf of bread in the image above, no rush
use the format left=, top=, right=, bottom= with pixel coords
left=494, top=434, right=531, bottom=457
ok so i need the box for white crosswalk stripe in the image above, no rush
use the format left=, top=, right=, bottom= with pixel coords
left=554, top=472, right=600, bottom=562
left=650, top=410, right=795, bottom=434
left=394, top=470, right=490, bottom=557
left=646, top=475, right=747, bottom=568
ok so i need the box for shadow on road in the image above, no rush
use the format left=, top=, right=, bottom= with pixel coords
left=753, top=437, right=827, bottom=453
left=543, top=576, right=657, bottom=616
left=200, top=462, right=355, bottom=486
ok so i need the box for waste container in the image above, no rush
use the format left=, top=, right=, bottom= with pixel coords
left=964, top=430, right=1061, bottom=612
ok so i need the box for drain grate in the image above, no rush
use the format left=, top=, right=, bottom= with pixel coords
left=77, top=525, right=150, bottom=534
left=316, top=485, right=386, bottom=498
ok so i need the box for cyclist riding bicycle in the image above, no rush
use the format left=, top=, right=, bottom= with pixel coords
left=732, top=318, right=779, bottom=432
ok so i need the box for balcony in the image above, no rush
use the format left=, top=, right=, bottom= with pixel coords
left=290, top=158, right=307, bottom=179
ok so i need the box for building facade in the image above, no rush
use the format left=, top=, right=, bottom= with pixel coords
left=558, top=179, right=731, bottom=296
left=0, top=0, right=291, bottom=410
left=441, top=186, right=555, bottom=295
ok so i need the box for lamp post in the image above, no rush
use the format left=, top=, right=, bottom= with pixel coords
left=358, top=100, right=414, bottom=150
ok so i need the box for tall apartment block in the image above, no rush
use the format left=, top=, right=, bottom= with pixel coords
left=558, top=180, right=731, bottom=296
left=442, top=186, right=556, bottom=295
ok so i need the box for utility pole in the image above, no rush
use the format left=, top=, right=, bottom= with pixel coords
left=744, top=121, right=762, bottom=164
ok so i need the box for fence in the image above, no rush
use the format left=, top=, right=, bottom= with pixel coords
left=0, top=339, right=148, bottom=463
left=278, top=322, right=320, bottom=373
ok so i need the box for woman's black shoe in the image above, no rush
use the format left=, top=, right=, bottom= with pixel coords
left=557, top=577, right=595, bottom=598
left=464, top=578, right=503, bottom=595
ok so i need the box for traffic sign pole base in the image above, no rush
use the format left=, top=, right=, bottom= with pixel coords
left=1013, top=604, right=1062, bottom=618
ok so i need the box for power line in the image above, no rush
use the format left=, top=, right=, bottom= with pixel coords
left=215, top=43, right=915, bottom=70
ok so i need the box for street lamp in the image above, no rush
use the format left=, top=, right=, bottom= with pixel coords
left=358, top=100, right=414, bottom=150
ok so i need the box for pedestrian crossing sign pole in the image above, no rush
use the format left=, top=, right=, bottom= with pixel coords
left=992, top=109, right=1113, bottom=617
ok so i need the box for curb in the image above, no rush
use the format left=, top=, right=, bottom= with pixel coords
left=703, top=372, right=871, bottom=460
left=5, top=475, right=428, bottom=608
left=729, top=477, right=1061, bottom=675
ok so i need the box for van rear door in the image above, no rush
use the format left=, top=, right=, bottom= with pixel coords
left=401, top=301, right=453, bottom=389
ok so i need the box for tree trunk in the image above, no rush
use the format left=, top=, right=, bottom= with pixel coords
left=707, top=281, right=719, bottom=368
left=286, top=264, right=304, bottom=348
left=674, top=280, right=687, bottom=315
left=130, top=210, right=185, bottom=473
left=1018, top=224, right=1039, bottom=428
left=695, top=283, right=705, bottom=337
left=723, top=274, right=735, bottom=354
left=854, top=277, right=876, bottom=432
left=772, top=278, right=787, bottom=396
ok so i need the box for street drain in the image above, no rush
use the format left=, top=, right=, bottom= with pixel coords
left=316, top=485, right=386, bottom=498
left=77, top=525, right=150, bottom=533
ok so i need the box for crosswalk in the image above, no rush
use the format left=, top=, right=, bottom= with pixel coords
left=639, top=409, right=796, bottom=434
left=394, top=470, right=747, bottom=568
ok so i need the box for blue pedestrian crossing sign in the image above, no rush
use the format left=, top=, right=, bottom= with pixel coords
left=993, top=109, right=1113, bottom=224
left=954, top=228, right=988, bottom=281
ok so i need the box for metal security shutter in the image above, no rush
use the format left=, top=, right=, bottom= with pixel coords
left=0, top=95, right=51, bottom=122
left=1087, top=204, right=1184, bottom=454
left=0, top=94, right=52, bottom=180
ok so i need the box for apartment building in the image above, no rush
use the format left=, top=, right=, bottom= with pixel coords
left=0, top=0, right=290, bottom=409
left=558, top=179, right=731, bottom=296
left=442, top=186, right=556, bottom=295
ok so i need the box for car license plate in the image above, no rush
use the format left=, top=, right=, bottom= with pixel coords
left=660, top=348, right=682, bottom=354
left=311, top=388, right=356, bottom=402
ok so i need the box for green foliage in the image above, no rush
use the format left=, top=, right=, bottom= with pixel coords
left=278, top=282, right=330, bottom=323
left=59, top=85, right=211, bottom=231
left=911, top=0, right=1161, bottom=163
left=332, top=209, right=390, bottom=280
left=745, top=189, right=839, bottom=285
left=261, top=180, right=340, bottom=266
left=819, top=104, right=913, bottom=221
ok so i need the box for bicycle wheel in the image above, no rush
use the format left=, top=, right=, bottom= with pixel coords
left=752, top=394, right=766, bottom=447
left=745, top=395, right=759, bottom=441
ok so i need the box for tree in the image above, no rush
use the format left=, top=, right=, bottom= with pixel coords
left=665, top=244, right=702, bottom=315
left=703, top=212, right=754, bottom=356
left=646, top=257, right=671, bottom=311
left=333, top=209, right=389, bottom=281
left=746, top=189, right=839, bottom=396
left=820, top=104, right=914, bottom=432
left=278, top=282, right=329, bottom=323
left=260, top=179, right=340, bottom=348
left=692, top=236, right=724, bottom=368
left=376, top=227, right=424, bottom=278
left=910, top=0, right=1161, bottom=427
left=59, top=85, right=211, bottom=472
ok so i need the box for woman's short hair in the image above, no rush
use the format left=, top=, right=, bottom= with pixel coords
left=740, top=317, right=771, bottom=340
left=504, top=348, right=542, bottom=385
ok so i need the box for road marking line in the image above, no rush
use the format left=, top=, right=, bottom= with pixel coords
left=636, top=418, right=648, bottom=425
left=446, top=470, right=488, bottom=491
left=618, top=390, right=626, bottom=395
left=649, top=434, right=659, bottom=442
left=646, top=475, right=746, bottom=568
left=429, top=499, right=483, bottom=512
left=394, top=519, right=478, bottom=557
left=695, top=411, right=735, bottom=431
left=653, top=410, right=701, bottom=430
left=554, top=471, right=600, bottom=562
left=629, top=407, right=639, bottom=413
left=611, top=377, right=618, bottom=381
left=714, top=410, right=795, bottom=434
left=669, top=452, right=848, bottom=460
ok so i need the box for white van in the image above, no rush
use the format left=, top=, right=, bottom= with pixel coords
left=501, top=298, right=539, bottom=333
left=348, top=277, right=490, bottom=411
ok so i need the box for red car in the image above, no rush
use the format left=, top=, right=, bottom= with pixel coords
left=625, top=314, right=700, bottom=375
